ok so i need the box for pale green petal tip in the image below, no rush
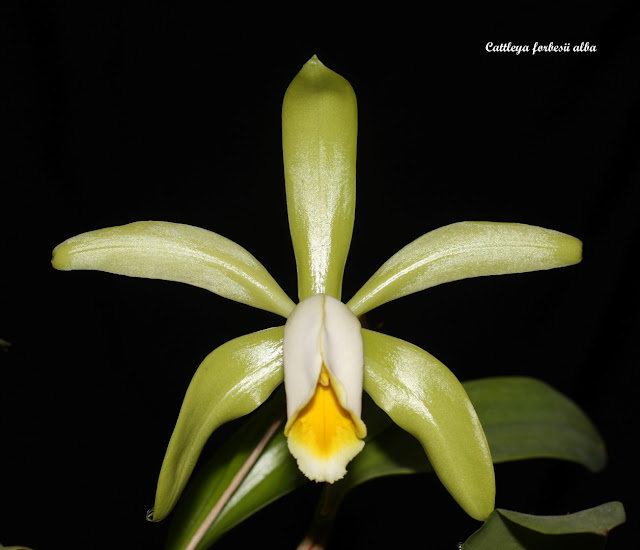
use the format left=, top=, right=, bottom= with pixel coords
left=51, top=242, right=71, bottom=270
left=286, top=57, right=357, bottom=118
left=556, top=233, right=583, bottom=266
left=305, top=53, right=323, bottom=68
left=466, top=482, right=496, bottom=522
left=294, top=54, right=345, bottom=86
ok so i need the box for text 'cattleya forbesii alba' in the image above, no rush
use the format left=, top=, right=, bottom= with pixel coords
left=52, top=55, right=582, bottom=523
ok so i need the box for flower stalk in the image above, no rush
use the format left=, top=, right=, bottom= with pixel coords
left=183, top=414, right=284, bottom=550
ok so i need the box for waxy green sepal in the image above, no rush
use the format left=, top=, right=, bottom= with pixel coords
left=362, top=329, right=495, bottom=521
left=283, top=55, right=358, bottom=301
left=151, top=327, right=285, bottom=522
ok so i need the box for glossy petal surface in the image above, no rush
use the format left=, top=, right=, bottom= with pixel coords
left=52, top=221, right=295, bottom=317
left=282, top=56, right=357, bottom=301
left=362, top=329, right=495, bottom=520
left=152, top=327, right=285, bottom=521
left=348, top=221, right=582, bottom=316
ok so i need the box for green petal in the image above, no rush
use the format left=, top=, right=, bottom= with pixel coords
left=282, top=55, right=357, bottom=301
left=347, top=221, right=582, bottom=316
left=362, top=329, right=495, bottom=521
left=52, top=221, right=295, bottom=317
left=151, top=327, right=285, bottom=522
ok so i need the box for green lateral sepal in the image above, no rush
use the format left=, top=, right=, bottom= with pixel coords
left=151, top=326, right=285, bottom=522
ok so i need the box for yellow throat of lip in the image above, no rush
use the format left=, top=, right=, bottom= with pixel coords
left=287, top=365, right=364, bottom=472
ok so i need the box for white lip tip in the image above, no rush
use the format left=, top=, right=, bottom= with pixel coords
left=288, top=437, right=365, bottom=483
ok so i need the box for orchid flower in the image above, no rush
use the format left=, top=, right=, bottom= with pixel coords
left=52, top=56, right=582, bottom=523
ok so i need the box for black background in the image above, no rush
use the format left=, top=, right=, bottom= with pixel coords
left=2, top=4, right=637, bottom=549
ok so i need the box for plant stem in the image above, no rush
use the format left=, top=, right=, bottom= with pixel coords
left=297, top=483, right=342, bottom=550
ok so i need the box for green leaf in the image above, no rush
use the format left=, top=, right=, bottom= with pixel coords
left=151, top=327, right=285, bottom=522
left=327, top=376, right=607, bottom=522
left=464, top=376, right=607, bottom=472
left=463, top=503, right=626, bottom=549
left=166, top=390, right=306, bottom=550
left=347, top=221, right=582, bottom=316
left=340, top=376, right=606, bottom=489
left=282, top=55, right=357, bottom=301
left=164, top=376, right=608, bottom=546
left=52, top=221, right=295, bottom=317
left=0, top=338, right=10, bottom=351
left=362, top=329, right=495, bottom=521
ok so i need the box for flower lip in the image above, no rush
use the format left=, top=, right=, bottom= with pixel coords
left=283, top=294, right=365, bottom=436
left=283, top=294, right=366, bottom=482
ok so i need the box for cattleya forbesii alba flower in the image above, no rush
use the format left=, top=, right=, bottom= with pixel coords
left=52, top=56, right=582, bottom=523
